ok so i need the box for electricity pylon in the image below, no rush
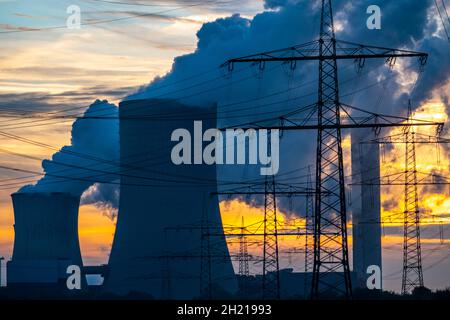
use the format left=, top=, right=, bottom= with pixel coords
left=262, top=175, right=279, bottom=299
left=221, top=0, right=438, bottom=298
left=402, top=104, right=424, bottom=294
left=304, top=167, right=315, bottom=297
left=214, top=183, right=318, bottom=299
left=357, top=102, right=450, bottom=294
left=238, top=216, right=250, bottom=295
left=238, top=216, right=250, bottom=279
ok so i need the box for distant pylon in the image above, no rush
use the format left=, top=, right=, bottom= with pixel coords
left=200, top=197, right=212, bottom=299
left=311, top=0, right=352, bottom=298
left=262, top=175, right=280, bottom=299
left=221, top=0, right=432, bottom=299
left=238, top=216, right=250, bottom=294
left=354, top=101, right=450, bottom=292
left=304, top=166, right=315, bottom=297
left=402, top=102, right=424, bottom=294
left=238, top=216, right=250, bottom=278
left=214, top=181, right=318, bottom=299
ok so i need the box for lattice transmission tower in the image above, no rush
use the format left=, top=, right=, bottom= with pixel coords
left=357, top=102, right=449, bottom=293
left=262, top=175, right=280, bottom=299
left=238, top=216, right=250, bottom=279
left=221, top=0, right=436, bottom=298
left=401, top=104, right=424, bottom=294
left=215, top=182, right=317, bottom=299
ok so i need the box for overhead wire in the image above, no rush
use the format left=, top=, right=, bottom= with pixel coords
left=435, top=0, right=450, bottom=40
left=0, top=64, right=420, bottom=192
left=0, top=0, right=236, bottom=34
left=0, top=60, right=379, bottom=130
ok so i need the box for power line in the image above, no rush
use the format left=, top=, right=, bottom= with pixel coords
left=0, top=58, right=382, bottom=126
left=0, top=66, right=398, bottom=133
left=0, top=127, right=313, bottom=190
left=435, top=0, right=450, bottom=41
left=0, top=0, right=234, bottom=34
left=442, top=0, right=450, bottom=25
left=86, top=0, right=201, bottom=7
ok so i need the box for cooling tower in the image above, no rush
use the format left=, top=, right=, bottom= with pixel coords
left=7, top=192, right=86, bottom=290
left=351, top=129, right=382, bottom=289
left=104, top=99, right=237, bottom=299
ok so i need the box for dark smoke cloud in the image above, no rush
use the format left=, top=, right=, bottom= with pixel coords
left=413, top=37, right=450, bottom=105
left=338, top=0, right=432, bottom=46
left=382, top=198, right=398, bottom=212
left=81, top=183, right=120, bottom=220
left=0, top=85, right=134, bottom=113
left=0, top=92, right=76, bottom=113
left=422, top=168, right=450, bottom=195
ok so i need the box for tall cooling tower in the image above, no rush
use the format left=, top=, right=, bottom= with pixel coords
left=351, top=129, right=382, bottom=289
left=104, top=99, right=237, bottom=299
left=7, top=192, right=85, bottom=290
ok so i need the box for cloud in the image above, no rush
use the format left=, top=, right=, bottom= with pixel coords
left=413, top=37, right=450, bottom=105
left=3, top=66, right=147, bottom=79
left=0, top=92, right=75, bottom=113
left=0, top=86, right=134, bottom=113
left=0, top=23, right=38, bottom=32
left=84, top=9, right=204, bottom=24
left=13, top=13, right=34, bottom=19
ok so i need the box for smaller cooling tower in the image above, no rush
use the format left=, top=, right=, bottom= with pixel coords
left=7, top=192, right=86, bottom=291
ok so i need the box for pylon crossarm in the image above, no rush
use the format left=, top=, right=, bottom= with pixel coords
left=219, top=102, right=443, bottom=131
left=335, top=40, right=428, bottom=64
left=221, top=38, right=427, bottom=67
left=220, top=40, right=321, bottom=68
left=340, top=102, right=442, bottom=127
left=214, top=185, right=324, bottom=196
left=213, top=183, right=316, bottom=195
left=361, top=132, right=450, bottom=144
left=350, top=171, right=450, bottom=186
left=219, top=0, right=432, bottom=299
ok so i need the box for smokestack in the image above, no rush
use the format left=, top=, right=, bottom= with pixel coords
left=351, top=129, right=382, bottom=289
left=7, top=192, right=86, bottom=290
left=104, top=99, right=237, bottom=299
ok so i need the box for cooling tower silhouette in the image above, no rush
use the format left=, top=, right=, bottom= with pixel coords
left=7, top=192, right=85, bottom=289
left=104, top=99, right=237, bottom=299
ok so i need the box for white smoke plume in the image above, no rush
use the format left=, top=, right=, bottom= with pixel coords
left=19, top=100, right=119, bottom=214
left=19, top=1, right=450, bottom=217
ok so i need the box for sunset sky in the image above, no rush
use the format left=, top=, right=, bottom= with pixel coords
left=1, top=0, right=450, bottom=293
